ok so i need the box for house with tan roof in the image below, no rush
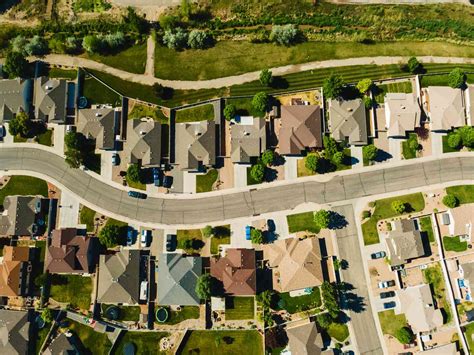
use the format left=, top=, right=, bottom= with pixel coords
left=328, top=98, right=368, bottom=146
left=385, top=219, right=426, bottom=267
left=263, top=237, right=326, bottom=292
left=396, top=284, right=443, bottom=333
left=427, top=86, right=466, bottom=132
left=77, top=107, right=118, bottom=150
left=210, top=248, right=256, bottom=295
left=286, top=321, right=331, bottom=355
left=33, top=76, right=68, bottom=124
left=0, top=196, right=46, bottom=237
left=384, top=93, right=421, bottom=138
left=124, top=118, right=162, bottom=167
left=230, top=116, right=266, bottom=164
left=0, top=246, right=32, bottom=297
left=278, top=105, right=323, bottom=155
left=45, top=228, right=99, bottom=275
left=445, top=204, right=474, bottom=241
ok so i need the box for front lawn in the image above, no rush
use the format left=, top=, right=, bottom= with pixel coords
left=125, top=175, right=146, bottom=190
left=225, top=297, right=255, bottom=320
left=210, top=225, right=231, bottom=254
left=287, top=211, right=320, bottom=234
left=68, top=320, right=112, bottom=354
left=361, top=192, right=425, bottom=245
left=442, top=135, right=462, bottom=153
left=443, top=236, right=468, bottom=252
left=0, top=175, right=49, bottom=205
left=158, top=306, right=200, bottom=325
left=446, top=185, right=474, bottom=205
left=327, top=323, right=349, bottom=342
left=86, top=43, right=147, bottom=74
left=419, top=216, right=435, bottom=243
left=196, top=169, right=218, bottom=193
left=36, top=129, right=53, bottom=146
left=175, top=104, right=215, bottom=123
left=275, top=287, right=321, bottom=314
left=464, top=322, right=474, bottom=352
left=114, top=331, right=170, bottom=354
left=101, top=304, right=141, bottom=322
left=180, top=330, right=263, bottom=355
left=401, top=133, right=418, bottom=160
left=79, top=206, right=96, bottom=232
left=297, top=157, right=316, bottom=177
left=423, top=265, right=452, bottom=323
left=49, top=274, right=92, bottom=310
left=378, top=310, right=407, bottom=337
left=177, top=229, right=205, bottom=253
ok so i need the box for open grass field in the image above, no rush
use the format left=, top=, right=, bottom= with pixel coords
left=86, top=43, right=146, bottom=74
left=374, top=81, right=412, bottom=104
left=287, top=211, right=320, bottom=234
left=49, top=274, right=92, bottom=310
left=378, top=310, right=407, bottom=337
left=423, top=264, right=452, bottom=324
left=68, top=320, right=112, bottom=354
left=36, top=129, right=53, bottom=146
left=0, top=175, right=48, bottom=205
left=225, top=297, right=255, bottom=320
left=175, top=104, right=215, bottom=123
left=446, top=185, right=474, bottom=205
left=114, top=331, right=169, bottom=354
left=196, top=169, right=218, bottom=193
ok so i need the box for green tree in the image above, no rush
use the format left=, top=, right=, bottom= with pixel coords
left=159, top=14, right=178, bottom=31
left=363, top=144, right=378, bottom=162
left=3, top=50, right=28, bottom=78
left=251, top=92, right=269, bottom=114
left=41, top=308, right=53, bottom=323
left=391, top=200, right=406, bottom=214
left=261, top=149, right=275, bottom=166
left=201, top=225, right=213, bottom=238
left=409, top=137, right=420, bottom=151
left=458, top=126, right=474, bottom=148
left=448, top=68, right=466, bottom=89
left=269, top=24, right=300, bottom=46
left=188, top=30, right=212, bottom=49
left=127, top=164, right=141, bottom=183
left=195, top=274, right=211, bottom=300
left=407, top=57, right=422, bottom=74
left=250, top=228, right=264, bottom=244
left=163, top=28, right=188, bottom=50
left=98, top=224, right=120, bottom=248
left=332, top=151, right=344, bottom=165
left=82, top=35, right=102, bottom=54
left=323, top=74, right=345, bottom=99
left=323, top=136, right=339, bottom=161
left=447, top=132, right=462, bottom=149
left=356, top=78, right=373, bottom=94
left=362, top=210, right=371, bottom=219
left=442, top=194, right=459, bottom=208
left=256, top=290, right=273, bottom=308
left=395, top=327, right=414, bottom=344
left=64, top=131, right=82, bottom=151
left=223, top=103, right=236, bottom=121
left=363, top=96, right=374, bottom=109
left=34, top=273, right=47, bottom=288
left=250, top=163, right=265, bottom=183
left=25, top=35, right=48, bottom=56
left=305, top=154, right=319, bottom=172
left=314, top=209, right=331, bottom=229
left=317, top=313, right=332, bottom=329
left=8, top=111, right=30, bottom=137
left=259, top=69, right=273, bottom=86
left=65, top=149, right=82, bottom=169
left=124, top=7, right=149, bottom=34
left=321, top=281, right=340, bottom=319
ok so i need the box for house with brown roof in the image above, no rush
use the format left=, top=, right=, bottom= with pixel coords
left=263, top=237, right=326, bottom=293
left=385, top=219, right=426, bottom=267
left=278, top=105, right=323, bottom=155
left=0, top=246, right=32, bottom=297
left=427, top=86, right=466, bottom=132
left=210, top=248, right=257, bottom=295
left=46, top=228, right=99, bottom=275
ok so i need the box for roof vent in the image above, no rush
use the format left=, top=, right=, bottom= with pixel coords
left=347, top=108, right=353, bottom=112
left=401, top=106, right=406, bottom=110
left=95, top=112, right=101, bottom=117
left=45, top=85, right=51, bottom=90
left=139, top=130, right=146, bottom=135
left=195, top=132, right=202, bottom=137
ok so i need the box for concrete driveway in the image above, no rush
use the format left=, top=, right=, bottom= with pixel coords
left=233, top=164, right=248, bottom=188
left=100, top=151, right=113, bottom=181
left=284, top=157, right=298, bottom=180
left=58, top=190, right=80, bottom=228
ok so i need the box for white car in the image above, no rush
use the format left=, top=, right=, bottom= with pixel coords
left=378, top=280, right=395, bottom=289
left=141, top=230, right=148, bottom=247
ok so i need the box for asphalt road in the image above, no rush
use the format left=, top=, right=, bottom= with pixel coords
left=2, top=147, right=474, bottom=225
left=334, top=205, right=383, bottom=355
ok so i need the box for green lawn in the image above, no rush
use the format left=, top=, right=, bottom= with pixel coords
left=327, top=323, right=349, bottom=342
left=421, top=73, right=474, bottom=88
left=13, top=134, right=28, bottom=142
left=33, top=318, right=52, bottom=354
left=125, top=175, right=146, bottom=190
left=423, top=265, right=452, bottom=324
left=464, top=322, right=474, bottom=352
left=86, top=43, right=147, bottom=74
left=287, top=211, right=320, bottom=234
left=82, top=74, right=121, bottom=107
left=419, top=216, right=435, bottom=243
left=114, top=331, right=170, bottom=355
left=225, top=297, right=255, bottom=320
left=36, top=129, right=53, bottom=146
left=443, top=236, right=468, bottom=252
left=378, top=310, right=407, bottom=337
left=175, top=104, right=215, bottom=123
left=180, top=330, right=263, bottom=355
left=68, top=320, right=112, bottom=354
left=297, top=156, right=315, bottom=177
left=361, top=192, right=425, bottom=245
left=374, top=81, right=412, bottom=104
left=275, top=287, right=321, bottom=314
left=442, top=135, right=462, bottom=153
left=79, top=206, right=96, bottom=232
left=210, top=225, right=231, bottom=254
left=0, top=175, right=49, bottom=205
left=196, top=169, right=218, bottom=193
left=101, top=304, right=141, bottom=322
left=49, top=274, right=92, bottom=310
left=225, top=97, right=264, bottom=118
left=129, top=103, right=168, bottom=124
left=158, top=306, right=200, bottom=325
left=48, top=67, right=78, bottom=80
left=401, top=133, right=418, bottom=160
left=177, top=229, right=204, bottom=253
left=446, top=185, right=474, bottom=205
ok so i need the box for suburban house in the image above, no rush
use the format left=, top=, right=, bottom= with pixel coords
left=0, top=246, right=33, bottom=297
left=286, top=321, right=330, bottom=355
left=427, top=86, right=466, bottom=132
left=263, top=237, right=326, bottom=293
left=45, top=228, right=98, bottom=275
left=278, top=105, right=323, bottom=155
left=210, top=248, right=257, bottom=295
left=443, top=204, right=474, bottom=241
left=97, top=249, right=141, bottom=305
left=396, top=284, right=443, bottom=333
left=33, top=77, right=68, bottom=124
left=384, top=93, right=421, bottom=138
left=124, top=118, right=162, bottom=167
left=328, top=98, right=368, bottom=145
left=157, top=253, right=202, bottom=306
left=174, top=121, right=216, bottom=171
left=384, top=219, right=426, bottom=267
left=459, top=261, right=474, bottom=300
left=0, top=309, right=30, bottom=354
left=230, top=116, right=266, bottom=164
left=0, top=195, right=46, bottom=237
left=0, top=78, right=32, bottom=122
left=76, top=107, right=118, bottom=150
left=44, top=332, right=79, bottom=355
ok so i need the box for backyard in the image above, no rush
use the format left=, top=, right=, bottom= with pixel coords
left=48, top=67, right=78, bottom=80
left=443, top=236, right=468, bottom=253
left=49, top=274, right=92, bottom=311
left=101, top=304, right=141, bottom=322
left=378, top=310, right=408, bottom=337
left=68, top=320, right=112, bottom=354
left=0, top=175, right=49, bottom=205
left=423, top=265, right=452, bottom=324
left=419, top=216, right=435, bottom=243
left=225, top=297, right=255, bottom=320
left=128, top=103, right=168, bottom=124
left=374, top=81, right=412, bottom=104
left=327, top=323, right=349, bottom=342
left=446, top=185, right=474, bottom=205
left=175, top=104, right=215, bottom=123
left=82, top=73, right=121, bottom=107
left=275, top=287, right=321, bottom=314
left=159, top=306, right=200, bottom=325
left=287, top=211, right=320, bottom=234
left=196, top=169, right=219, bottom=193
left=114, top=331, right=170, bottom=355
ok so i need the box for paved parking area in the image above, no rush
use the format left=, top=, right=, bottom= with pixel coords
left=388, top=138, right=402, bottom=162
left=351, top=146, right=363, bottom=168
left=230, top=220, right=252, bottom=248
left=183, top=171, right=196, bottom=194
left=431, top=131, right=445, bottom=157
left=100, top=151, right=113, bottom=181
left=51, top=124, right=65, bottom=156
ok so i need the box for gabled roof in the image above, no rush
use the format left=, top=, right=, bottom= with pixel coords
left=0, top=310, right=30, bottom=355
left=77, top=108, right=116, bottom=150
left=175, top=121, right=216, bottom=171
left=328, top=98, right=368, bottom=145
left=97, top=249, right=141, bottom=305
left=46, top=228, right=97, bottom=274
left=210, top=248, right=256, bottom=295
left=44, top=332, right=79, bottom=355
left=157, top=253, right=202, bottom=306
left=230, top=117, right=266, bottom=163
left=0, top=78, right=32, bottom=123
left=0, top=246, right=31, bottom=297
left=384, top=93, right=421, bottom=138
left=385, top=219, right=425, bottom=266
left=448, top=204, right=474, bottom=239
left=263, top=237, right=325, bottom=292
left=125, top=119, right=162, bottom=167
left=0, top=195, right=42, bottom=236
left=428, top=86, right=465, bottom=131
left=287, top=321, right=324, bottom=355
left=460, top=262, right=474, bottom=288
left=279, top=105, right=322, bottom=155
left=33, top=76, right=67, bottom=123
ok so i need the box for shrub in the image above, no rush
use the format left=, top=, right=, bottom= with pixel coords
left=363, top=96, right=374, bottom=109
left=395, top=327, right=414, bottom=344
left=448, top=68, right=466, bottom=89
left=321, top=281, right=340, bottom=319
left=11, top=35, right=28, bottom=54
left=391, top=200, right=406, bottom=214
left=261, top=149, right=275, bottom=166
left=41, top=308, right=53, bottom=323
left=332, top=151, right=344, bottom=165
left=8, top=111, right=30, bottom=137
left=187, top=30, right=212, bottom=49
left=159, top=14, right=178, bottom=31
left=25, top=35, right=48, bottom=56
left=98, top=224, right=120, bottom=248
left=103, top=31, right=125, bottom=50
left=163, top=28, right=188, bottom=50
left=407, top=57, right=422, bottom=74
left=223, top=103, right=236, bottom=121
left=442, top=194, right=459, bottom=208
left=201, top=225, right=213, bottom=238
left=362, top=210, right=371, bottom=219
left=49, top=38, right=66, bottom=54
left=305, top=154, right=319, bottom=172
left=448, top=132, right=462, bottom=149
left=3, top=50, right=28, bottom=78
left=250, top=164, right=265, bottom=183
left=195, top=274, right=211, bottom=300
left=363, top=144, right=378, bottom=162
left=82, top=35, right=102, bottom=53
left=250, top=228, right=264, bottom=244
left=317, top=313, right=332, bottom=329
left=259, top=69, right=273, bottom=86
left=251, top=92, right=269, bottom=114
left=270, top=24, right=301, bottom=46
left=127, top=164, right=141, bottom=183
left=356, top=78, right=373, bottom=94
left=409, top=137, right=420, bottom=151
left=314, top=209, right=330, bottom=229
left=458, top=126, right=474, bottom=148
left=323, top=74, right=344, bottom=99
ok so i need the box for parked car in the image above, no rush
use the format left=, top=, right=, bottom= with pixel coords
left=127, top=228, right=134, bottom=246
left=378, top=280, right=395, bottom=289
left=383, top=301, right=396, bottom=309
left=112, top=153, right=119, bottom=166
left=0, top=125, right=4, bottom=138
left=245, top=225, right=252, bottom=240
left=371, top=251, right=386, bottom=259
left=163, top=175, right=173, bottom=188
left=66, top=125, right=75, bottom=133
left=380, top=291, right=396, bottom=299
left=128, top=191, right=147, bottom=199
left=141, top=230, right=149, bottom=247
left=166, top=234, right=176, bottom=252
left=152, top=168, right=162, bottom=187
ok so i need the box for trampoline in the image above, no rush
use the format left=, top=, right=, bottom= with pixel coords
left=155, top=307, right=169, bottom=323
left=104, top=305, right=120, bottom=320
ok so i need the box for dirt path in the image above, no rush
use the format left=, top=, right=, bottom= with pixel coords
left=145, top=34, right=155, bottom=76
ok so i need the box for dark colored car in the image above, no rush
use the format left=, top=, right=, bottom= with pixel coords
left=112, top=154, right=119, bottom=166
left=128, top=191, right=147, bottom=199
left=383, top=301, right=396, bottom=309
left=371, top=251, right=386, bottom=259
left=380, top=291, right=396, bottom=299
left=127, top=228, right=134, bottom=246
left=163, top=175, right=173, bottom=188
left=153, top=168, right=162, bottom=187
left=166, top=234, right=176, bottom=252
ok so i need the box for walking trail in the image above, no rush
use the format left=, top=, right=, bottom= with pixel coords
left=144, top=34, right=155, bottom=76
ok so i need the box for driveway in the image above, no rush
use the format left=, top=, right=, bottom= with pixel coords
left=233, top=164, right=248, bottom=188
left=58, top=190, right=80, bottom=228
left=230, top=220, right=252, bottom=248
left=388, top=138, right=402, bottom=162
left=100, top=152, right=113, bottom=181
left=350, top=146, right=363, bottom=168
left=182, top=171, right=196, bottom=194
left=284, top=157, right=298, bottom=180
left=431, top=131, right=445, bottom=157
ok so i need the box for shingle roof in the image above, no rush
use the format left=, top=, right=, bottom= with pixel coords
left=428, top=86, right=466, bottom=131
left=33, top=76, right=67, bottom=123
left=279, top=105, right=322, bottom=155
left=0, top=309, right=30, bottom=355
left=0, top=196, right=41, bottom=236
left=77, top=108, right=116, bottom=150
left=0, top=246, right=31, bottom=297
left=385, top=219, right=425, bottom=266
left=461, top=262, right=474, bottom=289
left=384, top=93, right=421, bottom=138
left=230, top=117, right=266, bottom=163
left=157, top=253, right=202, bottom=306
left=0, top=78, right=32, bottom=123
left=124, top=119, right=162, bottom=167
left=328, top=98, right=368, bottom=145
left=287, top=321, right=324, bottom=355
left=44, top=332, right=79, bottom=355
left=210, top=248, right=256, bottom=295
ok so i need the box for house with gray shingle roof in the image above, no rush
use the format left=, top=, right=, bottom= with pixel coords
left=385, top=219, right=426, bottom=267
left=44, top=332, right=79, bottom=355
left=174, top=121, right=216, bottom=171
left=77, top=108, right=117, bottom=150
left=0, top=78, right=32, bottom=123
left=328, top=98, right=368, bottom=146
left=157, top=253, right=202, bottom=306
left=0, top=196, right=45, bottom=237
left=230, top=116, right=266, bottom=164
left=428, top=86, right=466, bottom=132
left=0, top=309, right=30, bottom=355
left=97, top=249, right=141, bottom=305
left=33, top=77, right=68, bottom=124
left=124, top=118, right=162, bottom=167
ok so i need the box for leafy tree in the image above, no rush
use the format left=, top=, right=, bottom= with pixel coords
left=250, top=228, right=264, bottom=244
left=25, top=35, right=48, bottom=56
left=321, top=281, right=340, bottom=319
left=270, top=24, right=301, bottom=46
left=305, top=154, right=320, bottom=172
left=317, top=313, right=332, bottom=329
left=332, top=151, right=344, bottom=165
left=195, top=274, right=211, bottom=300
left=250, top=164, right=265, bottom=183
left=395, top=327, right=414, bottom=344
left=188, top=30, right=212, bottom=49
left=41, top=308, right=53, bottom=323
left=363, top=144, right=378, bottom=162
left=362, top=210, right=371, bottom=219
left=223, top=103, right=236, bottom=121
left=251, top=92, right=269, bottom=114
left=34, top=273, right=47, bottom=288
left=261, top=149, right=275, bottom=166
left=64, top=131, right=82, bottom=151
left=323, top=136, right=339, bottom=161
left=65, top=37, right=80, bottom=54
left=407, top=57, right=422, bottom=74
left=256, top=290, right=273, bottom=308
left=356, top=78, right=373, bottom=94
left=183, top=239, right=193, bottom=249
left=323, top=74, right=345, bottom=99
left=65, top=149, right=82, bottom=169
left=448, top=68, right=466, bottom=89
left=3, top=50, right=28, bottom=78
left=98, top=224, right=120, bottom=248
left=159, top=15, right=178, bottom=31
left=458, top=126, right=474, bottom=148
left=163, top=28, right=188, bottom=50
left=391, top=200, right=406, bottom=214
left=201, top=225, right=213, bottom=238
left=48, top=38, right=66, bottom=54
left=265, top=327, right=287, bottom=351
left=8, top=111, right=30, bottom=137
left=127, top=164, right=141, bottom=183
left=363, top=96, right=374, bottom=109
left=442, top=194, right=459, bottom=208
left=314, top=209, right=330, bottom=229
left=82, top=35, right=102, bottom=54
left=409, top=137, right=420, bottom=151
left=259, top=69, right=273, bottom=86
left=124, top=7, right=149, bottom=34
left=11, top=35, right=28, bottom=54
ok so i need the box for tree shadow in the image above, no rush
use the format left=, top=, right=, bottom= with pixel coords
left=338, top=282, right=366, bottom=314
left=270, top=76, right=289, bottom=90
left=374, top=149, right=392, bottom=163
left=341, top=86, right=362, bottom=100
left=272, top=153, right=286, bottom=167
left=213, top=226, right=230, bottom=238
left=264, top=167, right=278, bottom=182
left=328, top=211, right=348, bottom=230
